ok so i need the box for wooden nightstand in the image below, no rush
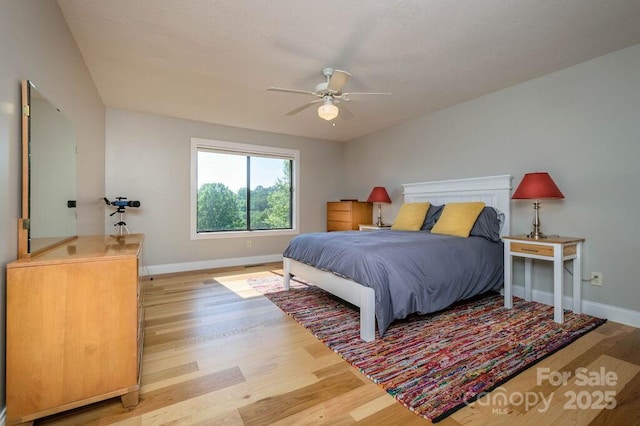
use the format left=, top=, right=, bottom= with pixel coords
left=327, top=201, right=372, bottom=231
left=502, top=235, right=584, bottom=323
left=358, top=224, right=392, bottom=231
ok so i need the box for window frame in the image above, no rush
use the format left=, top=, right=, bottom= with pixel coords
left=190, top=138, right=299, bottom=240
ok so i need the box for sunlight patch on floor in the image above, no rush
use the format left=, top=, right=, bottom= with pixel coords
left=216, top=276, right=266, bottom=299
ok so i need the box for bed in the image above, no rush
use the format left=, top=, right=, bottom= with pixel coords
left=283, top=175, right=512, bottom=341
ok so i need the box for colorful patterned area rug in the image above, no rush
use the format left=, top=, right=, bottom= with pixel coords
left=248, top=275, right=606, bottom=423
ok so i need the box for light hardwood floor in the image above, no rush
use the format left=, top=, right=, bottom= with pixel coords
left=37, top=263, right=640, bottom=425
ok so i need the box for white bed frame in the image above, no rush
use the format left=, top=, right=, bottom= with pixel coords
left=283, top=175, right=513, bottom=341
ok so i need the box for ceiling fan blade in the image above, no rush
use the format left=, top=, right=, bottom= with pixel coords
left=342, top=92, right=392, bottom=96
left=268, top=87, right=318, bottom=96
left=285, top=100, right=321, bottom=116
left=327, top=70, right=351, bottom=93
left=339, top=104, right=354, bottom=120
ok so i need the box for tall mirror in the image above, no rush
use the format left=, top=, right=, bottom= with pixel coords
left=19, top=80, right=77, bottom=258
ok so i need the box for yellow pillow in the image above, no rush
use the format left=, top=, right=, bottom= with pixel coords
left=431, top=202, right=485, bottom=237
left=391, top=202, right=430, bottom=231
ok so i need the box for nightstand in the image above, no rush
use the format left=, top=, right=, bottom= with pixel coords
left=358, top=224, right=392, bottom=231
left=502, top=235, right=584, bottom=323
left=327, top=201, right=372, bottom=231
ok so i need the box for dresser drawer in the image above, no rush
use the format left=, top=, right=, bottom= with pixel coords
left=327, top=220, right=353, bottom=231
left=327, top=210, right=352, bottom=222
left=327, top=201, right=352, bottom=212
left=511, top=242, right=554, bottom=257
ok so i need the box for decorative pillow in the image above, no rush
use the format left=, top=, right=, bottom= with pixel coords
left=431, top=202, right=485, bottom=237
left=421, top=204, right=444, bottom=230
left=469, top=207, right=502, bottom=242
left=391, top=202, right=430, bottom=231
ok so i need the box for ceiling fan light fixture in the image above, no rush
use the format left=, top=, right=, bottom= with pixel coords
left=318, top=98, right=339, bottom=121
left=268, top=67, right=390, bottom=120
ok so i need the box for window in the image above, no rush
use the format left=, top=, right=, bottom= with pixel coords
left=191, top=138, right=299, bottom=239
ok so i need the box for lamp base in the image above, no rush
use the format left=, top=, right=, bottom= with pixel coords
left=526, top=231, right=547, bottom=240
left=527, top=200, right=546, bottom=239
left=375, top=203, right=384, bottom=227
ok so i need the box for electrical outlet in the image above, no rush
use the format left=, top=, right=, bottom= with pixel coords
left=247, top=240, right=252, bottom=248
left=591, top=272, right=603, bottom=286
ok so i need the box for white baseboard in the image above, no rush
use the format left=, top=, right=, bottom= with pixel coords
left=1, top=406, right=6, bottom=426
left=512, top=285, right=640, bottom=328
left=142, top=254, right=283, bottom=276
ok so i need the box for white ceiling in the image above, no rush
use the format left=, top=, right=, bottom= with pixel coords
left=57, top=0, right=640, bottom=142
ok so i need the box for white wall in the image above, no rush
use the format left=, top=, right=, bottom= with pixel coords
left=105, top=109, right=345, bottom=272
left=344, top=43, right=640, bottom=314
left=0, top=0, right=105, bottom=414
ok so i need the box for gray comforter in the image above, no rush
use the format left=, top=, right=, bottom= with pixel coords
left=283, top=230, right=503, bottom=336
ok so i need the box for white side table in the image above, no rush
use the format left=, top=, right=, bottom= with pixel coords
left=502, top=235, right=584, bottom=323
left=358, top=224, right=392, bottom=231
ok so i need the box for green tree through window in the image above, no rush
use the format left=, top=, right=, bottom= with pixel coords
left=197, top=182, right=244, bottom=231
left=264, top=163, right=292, bottom=228
left=194, top=142, right=295, bottom=234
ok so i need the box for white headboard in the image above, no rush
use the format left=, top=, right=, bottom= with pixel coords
left=402, top=175, right=512, bottom=236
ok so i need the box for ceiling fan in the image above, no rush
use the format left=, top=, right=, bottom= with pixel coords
left=267, top=67, right=391, bottom=121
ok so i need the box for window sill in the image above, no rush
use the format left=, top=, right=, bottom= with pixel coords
left=191, top=228, right=299, bottom=240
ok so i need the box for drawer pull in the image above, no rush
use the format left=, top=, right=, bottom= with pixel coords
left=521, top=248, right=538, bottom=252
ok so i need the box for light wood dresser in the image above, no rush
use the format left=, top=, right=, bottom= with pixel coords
left=327, top=201, right=372, bottom=231
left=6, top=234, right=144, bottom=425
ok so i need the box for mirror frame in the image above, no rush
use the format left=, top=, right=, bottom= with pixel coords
left=18, top=80, right=77, bottom=258
left=18, top=81, right=29, bottom=257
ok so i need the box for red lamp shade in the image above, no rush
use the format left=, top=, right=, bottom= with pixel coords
left=512, top=172, right=564, bottom=200
left=366, top=187, right=391, bottom=203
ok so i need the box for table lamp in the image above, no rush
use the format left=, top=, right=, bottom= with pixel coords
left=512, top=172, right=564, bottom=239
left=366, top=187, right=392, bottom=226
